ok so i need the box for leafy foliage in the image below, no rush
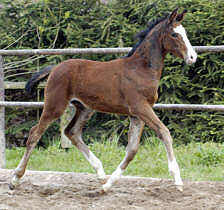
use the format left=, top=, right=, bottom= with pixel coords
left=1, top=0, right=224, bottom=146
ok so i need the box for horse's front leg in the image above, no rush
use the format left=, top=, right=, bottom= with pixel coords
left=131, top=100, right=183, bottom=191
left=102, top=117, right=145, bottom=192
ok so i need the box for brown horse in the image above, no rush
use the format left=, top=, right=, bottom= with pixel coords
left=10, top=8, right=197, bottom=192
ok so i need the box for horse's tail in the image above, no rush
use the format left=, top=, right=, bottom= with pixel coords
left=25, top=65, right=56, bottom=96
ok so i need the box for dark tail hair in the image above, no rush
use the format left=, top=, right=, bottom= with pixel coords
left=25, top=65, right=56, bottom=96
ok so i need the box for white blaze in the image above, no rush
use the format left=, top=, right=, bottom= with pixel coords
left=174, top=25, right=197, bottom=65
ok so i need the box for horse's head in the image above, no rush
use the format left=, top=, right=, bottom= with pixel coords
left=162, top=8, right=197, bottom=65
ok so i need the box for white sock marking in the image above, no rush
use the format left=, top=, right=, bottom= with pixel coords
left=83, top=151, right=106, bottom=179
left=103, top=167, right=124, bottom=192
left=168, top=158, right=183, bottom=186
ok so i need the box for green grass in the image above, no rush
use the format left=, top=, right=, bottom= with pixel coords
left=6, top=138, right=224, bottom=181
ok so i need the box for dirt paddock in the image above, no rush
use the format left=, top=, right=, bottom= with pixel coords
left=0, top=169, right=224, bottom=209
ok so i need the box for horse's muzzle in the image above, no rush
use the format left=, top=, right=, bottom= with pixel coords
left=185, top=52, right=197, bottom=65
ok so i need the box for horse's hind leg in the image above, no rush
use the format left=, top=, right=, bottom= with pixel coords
left=103, top=117, right=145, bottom=192
left=9, top=101, right=68, bottom=190
left=64, top=101, right=105, bottom=179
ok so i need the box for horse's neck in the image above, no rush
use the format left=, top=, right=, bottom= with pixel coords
left=131, top=33, right=165, bottom=75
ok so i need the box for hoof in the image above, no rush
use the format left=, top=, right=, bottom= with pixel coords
left=98, top=189, right=107, bottom=195
left=9, top=175, right=20, bottom=190
left=84, top=189, right=106, bottom=197
left=9, top=183, right=16, bottom=190
left=99, top=178, right=107, bottom=185
left=97, top=170, right=106, bottom=180
left=102, top=183, right=111, bottom=193
left=98, top=173, right=107, bottom=185
left=176, top=185, right=183, bottom=192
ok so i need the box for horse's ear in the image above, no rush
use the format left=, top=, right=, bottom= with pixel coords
left=176, top=9, right=187, bottom=22
left=168, top=8, right=178, bottom=24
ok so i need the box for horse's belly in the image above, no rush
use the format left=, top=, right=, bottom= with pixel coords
left=73, top=95, right=129, bottom=115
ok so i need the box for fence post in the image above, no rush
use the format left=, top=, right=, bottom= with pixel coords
left=0, top=55, right=6, bottom=168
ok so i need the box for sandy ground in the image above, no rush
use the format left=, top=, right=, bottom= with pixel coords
left=0, top=169, right=224, bottom=210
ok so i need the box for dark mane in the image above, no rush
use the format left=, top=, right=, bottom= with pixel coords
left=126, top=15, right=168, bottom=57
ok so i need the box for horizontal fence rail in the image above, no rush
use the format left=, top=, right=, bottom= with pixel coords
left=4, top=81, right=46, bottom=89
left=0, top=45, right=224, bottom=56
left=1, top=102, right=224, bottom=112
left=154, top=104, right=224, bottom=111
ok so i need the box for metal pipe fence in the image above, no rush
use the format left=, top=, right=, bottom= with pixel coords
left=1, top=46, right=224, bottom=168
left=0, top=45, right=224, bottom=56
left=1, top=101, right=224, bottom=112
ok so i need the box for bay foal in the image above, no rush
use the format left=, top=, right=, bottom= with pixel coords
left=10, top=9, right=197, bottom=192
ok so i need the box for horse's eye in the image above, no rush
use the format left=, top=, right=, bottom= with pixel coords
left=171, top=33, right=178, bottom=38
